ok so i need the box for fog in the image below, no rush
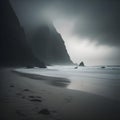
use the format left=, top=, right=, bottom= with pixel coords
left=10, top=0, right=120, bottom=65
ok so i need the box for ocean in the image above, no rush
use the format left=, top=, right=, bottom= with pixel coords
left=15, top=65, right=120, bottom=101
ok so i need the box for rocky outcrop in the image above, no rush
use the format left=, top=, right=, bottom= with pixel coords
left=79, top=61, right=85, bottom=66
left=30, top=24, right=73, bottom=65
left=0, top=0, right=46, bottom=68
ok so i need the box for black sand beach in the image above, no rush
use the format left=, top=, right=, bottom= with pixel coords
left=0, top=68, right=120, bottom=120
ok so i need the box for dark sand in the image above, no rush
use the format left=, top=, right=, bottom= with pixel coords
left=0, top=68, right=120, bottom=120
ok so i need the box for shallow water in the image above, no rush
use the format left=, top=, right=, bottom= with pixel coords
left=15, top=65, right=120, bottom=101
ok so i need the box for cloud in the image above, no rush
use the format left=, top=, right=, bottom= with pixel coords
left=51, top=0, right=120, bottom=47
left=69, top=0, right=120, bottom=46
left=10, top=0, right=120, bottom=46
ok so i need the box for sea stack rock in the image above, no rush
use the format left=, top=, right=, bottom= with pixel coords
left=29, top=23, right=73, bottom=65
left=79, top=61, right=85, bottom=66
left=0, top=0, right=46, bottom=68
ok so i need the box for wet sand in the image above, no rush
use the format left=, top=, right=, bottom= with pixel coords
left=0, top=68, right=120, bottom=120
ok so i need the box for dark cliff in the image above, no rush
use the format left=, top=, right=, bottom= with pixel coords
left=0, top=0, right=46, bottom=68
left=30, top=24, right=73, bottom=65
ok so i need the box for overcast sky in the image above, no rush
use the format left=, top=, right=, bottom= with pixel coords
left=10, top=0, right=120, bottom=65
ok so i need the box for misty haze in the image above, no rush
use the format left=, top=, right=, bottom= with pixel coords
left=0, top=0, right=120, bottom=120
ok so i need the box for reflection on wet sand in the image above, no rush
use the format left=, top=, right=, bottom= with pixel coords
left=48, top=78, right=70, bottom=87
left=13, top=71, right=71, bottom=88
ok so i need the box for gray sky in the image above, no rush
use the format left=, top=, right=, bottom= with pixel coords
left=10, top=0, right=120, bottom=65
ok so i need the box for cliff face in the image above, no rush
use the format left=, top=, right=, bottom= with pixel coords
left=0, top=0, right=46, bottom=67
left=30, top=24, right=73, bottom=65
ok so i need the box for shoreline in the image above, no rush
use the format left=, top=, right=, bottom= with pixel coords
left=0, top=68, right=120, bottom=120
left=14, top=67, right=120, bottom=101
left=13, top=70, right=71, bottom=88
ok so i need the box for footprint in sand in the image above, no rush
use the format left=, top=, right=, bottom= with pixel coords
left=30, top=98, right=42, bottom=102
left=10, top=85, right=15, bottom=88
left=28, top=95, right=35, bottom=98
left=23, top=89, right=30, bottom=92
left=38, top=109, right=50, bottom=115
left=29, top=95, right=41, bottom=98
left=28, top=95, right=42, bottom=102
left=38, top=108, right=61, bottom=120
